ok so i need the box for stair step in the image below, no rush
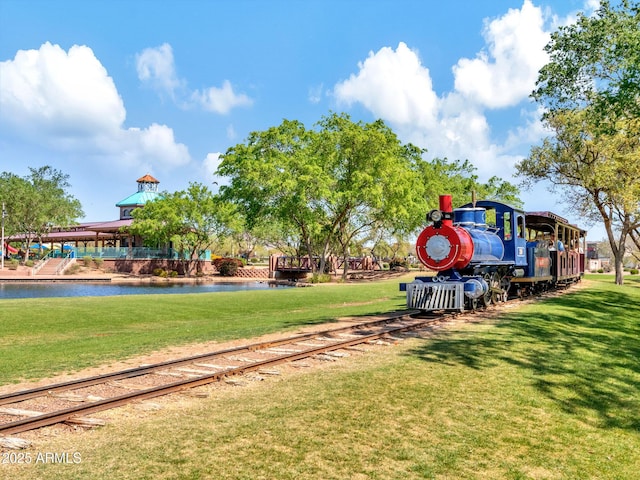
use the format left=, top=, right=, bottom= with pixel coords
left=35, top=258, right=67, bottom=275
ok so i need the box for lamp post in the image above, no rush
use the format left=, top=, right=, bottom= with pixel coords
left=1, top=202, right=5, bottom=270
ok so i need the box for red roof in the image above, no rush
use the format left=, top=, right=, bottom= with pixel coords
left=136, top=174, right=159, bottom=183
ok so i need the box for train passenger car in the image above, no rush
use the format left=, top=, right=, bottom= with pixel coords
left=401, top=195, right=586, bottom=312
left=515, top=210, right=586, bottom=295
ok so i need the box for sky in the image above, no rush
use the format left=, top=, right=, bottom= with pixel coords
left=0, top=0, right=609, bottom=240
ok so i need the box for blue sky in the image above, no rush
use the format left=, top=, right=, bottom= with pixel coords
left=0, top=0, right=607, bottom=239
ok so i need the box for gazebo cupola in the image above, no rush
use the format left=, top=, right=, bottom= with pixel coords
left=116, top=174, right=161, bottom=220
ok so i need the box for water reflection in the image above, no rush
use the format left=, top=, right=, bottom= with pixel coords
left=0, top=281, right=289, bottom=299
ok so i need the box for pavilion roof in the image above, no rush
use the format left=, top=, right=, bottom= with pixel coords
left=115, top=190, right=161, bottom=207
left=136, top=173, right=159, bottom=183
left=84, top=219, right=133, bottom=232
left=6, top=219, right=133, bottom=243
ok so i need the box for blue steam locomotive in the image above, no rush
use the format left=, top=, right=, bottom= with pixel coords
left=401, top=194, right=586, bottom=312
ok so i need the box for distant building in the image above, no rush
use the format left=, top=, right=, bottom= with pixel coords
left=116, top=174, right=161, bottom=220
left=8, top=174, right=162, bottom=250
left=586, top=241, right=612, bottom=271
left=7, top=174, right=213, bottom=275
left=586, top=242, right=599, bottom=260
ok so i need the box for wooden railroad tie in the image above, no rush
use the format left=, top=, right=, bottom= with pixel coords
left=0, top=407, right=105, bottom=429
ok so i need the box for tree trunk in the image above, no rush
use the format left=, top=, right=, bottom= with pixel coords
left=341, top=255, right=348, bottom=281
left=614, top=249, right=625, bottom=285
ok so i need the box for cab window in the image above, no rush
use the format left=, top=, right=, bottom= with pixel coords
left=503, top=211, right=512, bottom=241
left=517, top=216, right=525, bottom=238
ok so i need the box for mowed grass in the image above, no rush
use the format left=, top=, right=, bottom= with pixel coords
left=0, top=278, right=409, bottom=384
left=2, top=275, right=640, bottom=479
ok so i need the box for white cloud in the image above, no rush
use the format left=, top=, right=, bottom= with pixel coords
left=0, top=42, right=125, bottom=137
left=334, top=42, right=439, bottom=129
left=135, top=44, right=253, bottom=115
left=0, top=42, right=190, bottom=172
left=308, top=83, right=323, bottom=104
left=584, top=0, right=600, bottom=14
left=135, top=43, right=183, bottom=99
left=331, top=1, right=566, bottom=180
left=191, top=80, right=253, bottom=114
left=453, top=0, right=549, bottom=109
left=126, top=123, right=190, bottom=168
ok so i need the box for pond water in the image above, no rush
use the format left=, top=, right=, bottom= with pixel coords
left=0, top=281, right=290, bottom=299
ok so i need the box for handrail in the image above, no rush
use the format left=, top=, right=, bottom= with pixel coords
left=54, top=252, right=74, bottom=275
left=31, top=251, right=54, bottom=276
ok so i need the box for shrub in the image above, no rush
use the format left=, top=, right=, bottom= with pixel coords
left=82, top=256, right=93, bottom=267
left=169, top=270, right=178, bottom=278
left=93, top=257, right=104, bottom=268
left=64, top=263, right=81, bottom=275
left=25, top=259, right=34, bottom=267
left=214, top=257, right=243, bottom=276
left=153, top=268, right=171, bottom=278
left=309, top=273, right=332, bottom=284
left=630, top=269, right=639, bottom=275
left=389, top=258, right=408, bottom=270
left=597, top=269, right=604, bottom=273
left=8, top=259, right=19, bottom=270
left=218, top=261, right=239, bottom=277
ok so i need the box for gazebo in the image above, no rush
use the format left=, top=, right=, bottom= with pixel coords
left=8, top=174, right=162, bottom=254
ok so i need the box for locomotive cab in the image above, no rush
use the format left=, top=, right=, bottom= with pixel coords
left=458, top=200, right=528, bottom=270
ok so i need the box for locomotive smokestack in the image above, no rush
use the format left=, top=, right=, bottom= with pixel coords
left=439, top=195, right=453, bottom=226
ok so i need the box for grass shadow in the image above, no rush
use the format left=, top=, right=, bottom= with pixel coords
left=407, top=281, right=640, bottom=432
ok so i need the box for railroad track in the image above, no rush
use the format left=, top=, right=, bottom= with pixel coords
left=0, top=311, right=441, bottom=436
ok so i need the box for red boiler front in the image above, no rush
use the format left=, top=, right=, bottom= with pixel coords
left=415, top=224, right=475, bottom=271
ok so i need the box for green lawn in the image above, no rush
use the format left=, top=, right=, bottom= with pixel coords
left=0, top=278, right=410, bottom=384
left=2, top=275, right=639, bottom=479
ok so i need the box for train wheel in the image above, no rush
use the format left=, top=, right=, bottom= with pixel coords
left=466, top=297, right=478, bottom=311
left=481, top=272, right=495, bottom=307
left=497, top=276, right=511, bottom=302
left=488, top=272, right=504, bottom=304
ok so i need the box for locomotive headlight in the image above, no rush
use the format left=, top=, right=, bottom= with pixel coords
left=428, top=209, right=443, bottom=223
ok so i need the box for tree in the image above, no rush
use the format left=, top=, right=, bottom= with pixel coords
left=219, top=113, right=427, bottom=277
left=129, top=183, right=233, bottom=276
left=519, top=110, right=640, bottom=284
left=628, top=230, right=640, bottom=266
left=519, top=1, right=640, bottom=285
left=313, top=114, right=426, bottom=279
left=0, top=166, right=83, bottom=261
left=218, top=119, right=325, bottom=269
left=0, top=173, right=27, bottom=238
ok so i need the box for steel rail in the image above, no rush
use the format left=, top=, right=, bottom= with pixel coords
left=0, top=316, right=434, bottom=436
left=0, top=311, right=416, bottom=407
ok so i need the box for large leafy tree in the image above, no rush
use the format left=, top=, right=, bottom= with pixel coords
left=219, top=113, right=427, bottom=275
left=518, top=0, right=640, bottom=285
left=313, top=114, right=426, bottom=278
left=129, top=182, right=234, bottom=276
left=0, top=166, right=83, bottom=261
left=218, top=119, right=329, bottom=270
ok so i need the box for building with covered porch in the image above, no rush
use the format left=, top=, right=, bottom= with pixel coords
left=6, top=174, right=212, bottom=275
